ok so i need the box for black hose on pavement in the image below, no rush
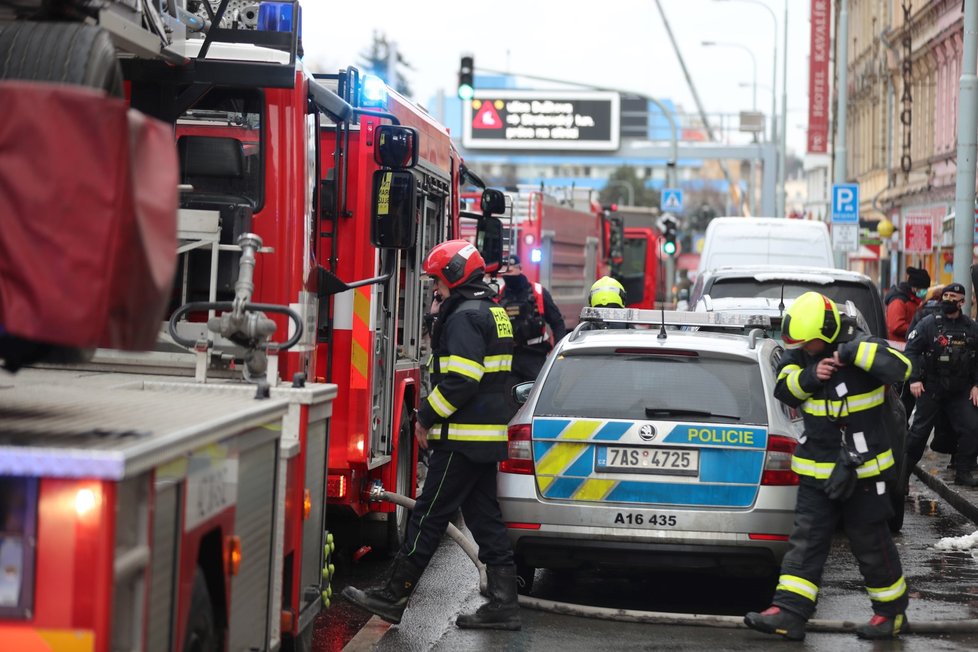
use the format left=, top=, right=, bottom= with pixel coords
left=375, top=490, right=978, bottom=633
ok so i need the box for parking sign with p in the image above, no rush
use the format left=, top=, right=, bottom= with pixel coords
left=831, top=183, right=859, bottom=223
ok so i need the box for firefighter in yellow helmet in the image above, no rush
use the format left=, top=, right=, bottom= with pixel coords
left=745, top=291, right=912, bottom=641
left=581, top=276, right=627, bottom=330
left=588, top=276, right=626, bottom=308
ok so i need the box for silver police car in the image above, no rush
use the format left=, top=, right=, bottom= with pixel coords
left=497, top=308, right=803, bottom=594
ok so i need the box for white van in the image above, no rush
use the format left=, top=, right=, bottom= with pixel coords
left=697, top=217, right=835, bottom=273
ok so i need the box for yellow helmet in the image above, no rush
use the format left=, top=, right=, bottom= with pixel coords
left=589, top=276, right=626, bottom=308
left=781, top=291, right=840, bottom=348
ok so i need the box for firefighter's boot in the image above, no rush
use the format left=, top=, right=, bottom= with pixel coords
left=341, top=555, right=423, bottom=625
left=855, top=613, right=907, bottom=639
left=743, top=605, right=807, bottom=641
left=456, top=564, right=521, bottom=630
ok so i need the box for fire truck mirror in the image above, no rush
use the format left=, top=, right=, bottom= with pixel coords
left=476, top=216, right=504, bottom=270
left=480, top=188, right=506, bottom=216
left=374, top=125, right=419, bottom=169
left=371, top=169, right=418, bottom=250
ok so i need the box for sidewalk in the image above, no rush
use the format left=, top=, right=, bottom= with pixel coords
left=913, top=446, right=978, bottom=526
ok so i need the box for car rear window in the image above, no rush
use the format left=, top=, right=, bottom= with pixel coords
left=708, top=279, right=884, bottom=338
left=534, top=352, right=769, bottom=425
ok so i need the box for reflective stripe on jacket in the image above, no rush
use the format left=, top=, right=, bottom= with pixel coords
left=774, top=332, right=911, bottom=480
left=418, top=296, right=515, bottom=462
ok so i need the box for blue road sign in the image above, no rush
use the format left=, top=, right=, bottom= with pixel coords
left=661, top=188, right=684, bottom=213
left=831, top=184, right=860, bottom=223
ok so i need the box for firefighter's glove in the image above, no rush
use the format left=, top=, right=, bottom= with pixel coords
left=823, top=447, right=864, bottom=501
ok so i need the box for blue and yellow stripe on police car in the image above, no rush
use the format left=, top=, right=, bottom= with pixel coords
left=531, top=417, right=768, bottom=508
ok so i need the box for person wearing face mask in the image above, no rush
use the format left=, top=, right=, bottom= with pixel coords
left=884, top=266, right=931, bottom=341
left=497, top=254, right=566, bottom=385
left=903, top=283, right=978, bottom=486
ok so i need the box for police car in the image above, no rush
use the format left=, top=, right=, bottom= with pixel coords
left=497, top=308, right=804, bottom=594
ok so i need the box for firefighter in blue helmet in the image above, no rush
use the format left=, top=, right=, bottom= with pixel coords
left=342, top=240, right=520, bottom=631
left=745, top=292, right=911, bottom=641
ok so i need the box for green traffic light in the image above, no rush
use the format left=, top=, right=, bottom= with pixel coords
left=662, top=241, right=677, bottom=256
left=458, top=84, right=474, bottom=100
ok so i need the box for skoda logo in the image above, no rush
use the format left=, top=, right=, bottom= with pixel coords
left=639, top=424, right=656, bottom=441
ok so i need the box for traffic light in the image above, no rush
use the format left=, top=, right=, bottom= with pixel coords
left=458, top=55, right=474, bottom=100
left=660, top=215, right=678, bottom=256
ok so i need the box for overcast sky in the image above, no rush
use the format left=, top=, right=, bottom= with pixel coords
left=303, top=0, right=814, bottom=154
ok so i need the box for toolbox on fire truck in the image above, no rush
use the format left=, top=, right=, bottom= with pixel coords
left=0, top=368, right=338, bottom=650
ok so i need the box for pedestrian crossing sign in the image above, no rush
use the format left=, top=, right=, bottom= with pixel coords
left=661, top=188, right=684, bottom=213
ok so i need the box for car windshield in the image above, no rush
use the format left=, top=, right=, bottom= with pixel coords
left=534, top=352, right=769, bottom=425
left=708, top=279, right=883, bottom=338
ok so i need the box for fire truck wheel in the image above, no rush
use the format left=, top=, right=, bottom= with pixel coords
left=183, top=568, right=219, bottom=652
left=0, top=21, right=123, bottom=97
left=386, top=405, right=413, bottom=552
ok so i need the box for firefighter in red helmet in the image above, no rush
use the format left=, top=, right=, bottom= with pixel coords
left=343, top=240, right=521, bottom=630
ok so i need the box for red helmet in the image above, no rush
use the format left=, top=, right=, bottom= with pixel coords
left=423, top=240, right=485, bottom=289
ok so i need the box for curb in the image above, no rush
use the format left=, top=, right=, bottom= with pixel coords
left=912, top=463, right=978, bottom=527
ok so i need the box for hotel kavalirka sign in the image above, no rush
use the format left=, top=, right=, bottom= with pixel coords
left=462, top=90, right=620, bottom=151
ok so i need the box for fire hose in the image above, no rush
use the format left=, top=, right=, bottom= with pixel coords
left=372, top=489, right=978, bottom=634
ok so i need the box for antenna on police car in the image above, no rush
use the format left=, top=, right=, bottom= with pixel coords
left=657, top=306, right=667, bottom=340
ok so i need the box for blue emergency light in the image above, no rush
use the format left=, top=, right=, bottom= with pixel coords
left=530, top=248, right=542, bottom=263
left=361, top=75, right=388, bottom=106
left=257, top=2, right=301, bottom=34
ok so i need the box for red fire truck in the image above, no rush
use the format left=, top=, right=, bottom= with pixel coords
left=1, top=1, right=506, bottom=649
left=310, top=73, right=505, bottom=555
left=489, top=187, right=622, bottom=328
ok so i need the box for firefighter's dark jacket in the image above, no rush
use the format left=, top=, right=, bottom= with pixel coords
left=418, top=279, right=515, bottom=463
left=774, top=321, right=912, bottom=482
left=903, top=312, right=978, bottom=390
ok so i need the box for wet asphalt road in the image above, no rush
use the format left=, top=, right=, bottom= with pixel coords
left=312, top=475, right=978, bottom=651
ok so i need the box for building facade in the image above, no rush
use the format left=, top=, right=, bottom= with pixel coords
left=839, top=0, right=971, bottom=288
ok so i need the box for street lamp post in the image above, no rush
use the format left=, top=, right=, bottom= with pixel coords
left=703, top=40, right=759, bottom=215
left=702, top=40, right=758, bottom=111
left=713, top=0, right=782, bottom=216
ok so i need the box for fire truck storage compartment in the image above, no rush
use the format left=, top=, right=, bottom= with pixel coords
left=141, top=378, right=337, bottom=637
left=177, top=135, right=256, bottom=302
left=0, top=368, right=290, bottom=649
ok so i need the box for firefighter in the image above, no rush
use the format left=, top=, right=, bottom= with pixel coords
left=580, top=276, right=628, bottom=331
left=342, top=240, right=520, bottom=630
left=498, top=254, right=566, bottom=384
left=903, top=282, right=978, bottom=486
left=588, top=275, right=626, bottom=308
left=744, top=292, right=911, bottom=641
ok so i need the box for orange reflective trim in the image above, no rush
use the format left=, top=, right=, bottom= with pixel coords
left=350, top=286, right=370, bottom=389
left=0, top=627, right=94, bottom=652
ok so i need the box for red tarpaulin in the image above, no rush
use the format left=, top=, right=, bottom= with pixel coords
left=0, top=81, right=178, bottom=351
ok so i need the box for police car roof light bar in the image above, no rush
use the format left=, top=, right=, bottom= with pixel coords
left=579, top=307, right=773, bottom=329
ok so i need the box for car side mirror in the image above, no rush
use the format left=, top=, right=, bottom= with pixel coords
left=513, top=381, right=534, bottom=406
